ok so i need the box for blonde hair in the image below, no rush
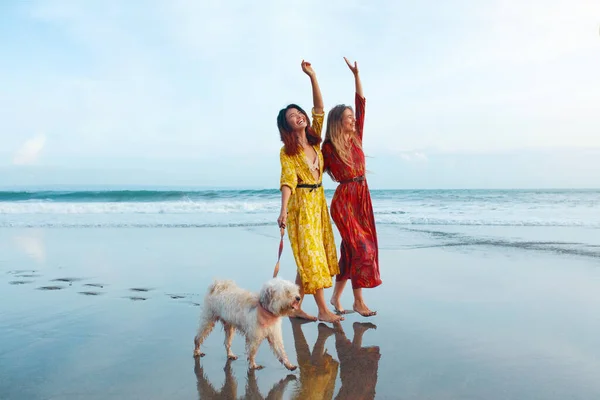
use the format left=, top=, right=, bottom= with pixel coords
left=324, top=105, right=362, bottom=171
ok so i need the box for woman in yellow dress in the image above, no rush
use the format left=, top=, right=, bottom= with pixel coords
left=277, top=60, right=343, bottom=323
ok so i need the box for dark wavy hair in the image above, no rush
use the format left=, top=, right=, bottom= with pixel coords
left=277, top=104, right=322, bottom=156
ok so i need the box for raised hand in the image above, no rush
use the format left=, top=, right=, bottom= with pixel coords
left=301, top=59, right=315, bottom=77
left=344, top=57, right=359, bottom=76
left=302, top=59, right=323, bottom=113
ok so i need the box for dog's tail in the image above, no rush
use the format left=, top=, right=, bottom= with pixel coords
left=207, top=279, right=236, bottom=296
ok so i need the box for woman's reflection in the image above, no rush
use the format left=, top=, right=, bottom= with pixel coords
left=193, top=320, right=380, bottom=399
left=333, top=322, right=381, bottom=400
left=289, top=318, right=339, bottom=400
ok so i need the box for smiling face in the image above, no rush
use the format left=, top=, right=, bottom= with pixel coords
left=285, top=107, right=307, bottom=132
left=341, top=107, right=356, bottom=133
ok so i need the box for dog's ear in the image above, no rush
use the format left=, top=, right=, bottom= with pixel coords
left=260, top=286, right=273, bottom=309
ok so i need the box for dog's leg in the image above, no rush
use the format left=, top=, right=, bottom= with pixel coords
left=246, top=336, right=263, bottom=370
left=193, top=315, right=217, bottom=357
left=223, top=322, right=238, bottom=360
left=244, top=369, right=261, bottom=398
left=267, top=331, right=297, bottom=371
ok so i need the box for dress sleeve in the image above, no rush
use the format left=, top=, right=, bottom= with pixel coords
left=355, top=92, right=366, bottom=141
left=280, top=148, right=297, bottom=194
left=311, top=108, right=325, bottom=137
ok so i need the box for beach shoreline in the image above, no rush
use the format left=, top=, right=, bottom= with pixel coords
left=1, top=225, right=599, bottom=399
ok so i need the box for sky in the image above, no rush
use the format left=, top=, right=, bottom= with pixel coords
left=1, top=0, right=599, bottom=189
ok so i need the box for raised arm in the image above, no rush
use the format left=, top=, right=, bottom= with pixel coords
left=344, top=57, right=365, bottom=139
left=301, top=60, right=323, bottom=114
left=344, top=57, right=363, bottom=98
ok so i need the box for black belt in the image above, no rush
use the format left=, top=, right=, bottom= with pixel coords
left=297, top=182, right=322, bottom=192
left=339, top=175, right=365, bottom=185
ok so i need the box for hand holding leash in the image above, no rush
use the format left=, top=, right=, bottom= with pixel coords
left=277, top=210, right=287, bottom=229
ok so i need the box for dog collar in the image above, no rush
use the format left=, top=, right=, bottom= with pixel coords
left=257, top=302, right=277, bottom=328
left=258, top=302, right=276, bottom=316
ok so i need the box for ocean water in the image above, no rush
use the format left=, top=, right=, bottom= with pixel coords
left=0, top=188, right=598, bottom=229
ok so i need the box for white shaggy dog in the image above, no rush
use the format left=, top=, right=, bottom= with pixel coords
left=193, top=278, right=301, bottom=371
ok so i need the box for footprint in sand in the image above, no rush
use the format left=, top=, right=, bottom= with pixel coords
left=166, top=294, right=186, bottom=300
left=179, top=300, right=201, bottom=307
left=51, top=277, right=84, bottom=286
left=7, top=269, right=38, bottom=275
left=83, top=283, right=106, bottom=289
left=76, top=282, right=106, bottom=296
left=129, top=287, right=153, bottom=293
left=78, top=291, right=104, bottom=296
left=123, top=288, right=154, bottom=301
left=125, top=296, right=148, bottom=301
left=9, top=280, right=34, bottom=285
left=14, top=273, right=41, bottom=278
left=37, top=285, right=65, bottom=291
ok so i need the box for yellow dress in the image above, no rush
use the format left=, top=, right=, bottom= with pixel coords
left=279, top=109, right=339, bottom=295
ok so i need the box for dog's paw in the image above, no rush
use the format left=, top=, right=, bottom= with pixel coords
left=193, top=349, right=205, bottom=358
left=250, top=364, right=264, bottom=370
left=227, top=354, right=238, bottom=360
left=285, top=374, right=297, bottom=382
left=285, top=364, right=297, bottom=371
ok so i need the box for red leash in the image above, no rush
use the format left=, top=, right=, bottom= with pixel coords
left=273, top=227, right=285, bottom=278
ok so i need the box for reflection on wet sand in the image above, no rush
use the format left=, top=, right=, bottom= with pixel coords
left=194, top=358, right=296, bottom=400
left=13, top=230, right=46, bottom=265
left=193, top=319, right=380, bottom=399
left=289, top=319, right=339, bottom=400
left=333, top=322, right=381, bottom=400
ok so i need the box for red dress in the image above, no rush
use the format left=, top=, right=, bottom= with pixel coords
left=322, top=93, right=382, bottom=289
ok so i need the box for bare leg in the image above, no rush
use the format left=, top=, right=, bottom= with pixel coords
left=330, top=278, right=349, bottom=314
left=193, top=315, right=217, bottom=357
left=315, top=288, right=344, bottom=323
left=352, top=288, right=376, bottom=317
left=223, top=322, right=237, bottom=360
left=265, top=374, right=297, bottom=400
left=290, top=272, right=317, bottom=321
left=311, top=323, right=336, bottom=363
left=352, top=322, right=377, bottom=347
left=290, top=318, right=311, bottom=367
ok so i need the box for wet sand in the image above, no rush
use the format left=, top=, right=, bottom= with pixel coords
left=1, top=226, right=600, bottom=399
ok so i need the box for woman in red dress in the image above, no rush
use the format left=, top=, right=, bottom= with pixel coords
left=322, top=57, right=382, bottom=317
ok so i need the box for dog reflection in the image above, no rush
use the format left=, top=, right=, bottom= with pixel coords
left=194, top=320, right=380, bottom=399
left=194, top=358, right=296, bottom=400
left=333, top=322, right=380, bottom=400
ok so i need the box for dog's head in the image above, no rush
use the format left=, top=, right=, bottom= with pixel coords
left=259, top=278, right=301, bottom=316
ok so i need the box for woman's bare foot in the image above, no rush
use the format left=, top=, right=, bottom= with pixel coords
left=330, top=298, right=348, bottom=315
left=318, top=310, right=345, bottom=323
left=353, top=300, right=376, bottom=317
left=317, top=322, right=337, bottom=337
left=353, top=321, right=377, bottom=334
left=290, top=309, right=317, bottom=321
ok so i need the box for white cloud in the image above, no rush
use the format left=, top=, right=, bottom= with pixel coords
left=13, top=134, right=46, bottom=166
left=0, top=0, right=599, bottom=187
